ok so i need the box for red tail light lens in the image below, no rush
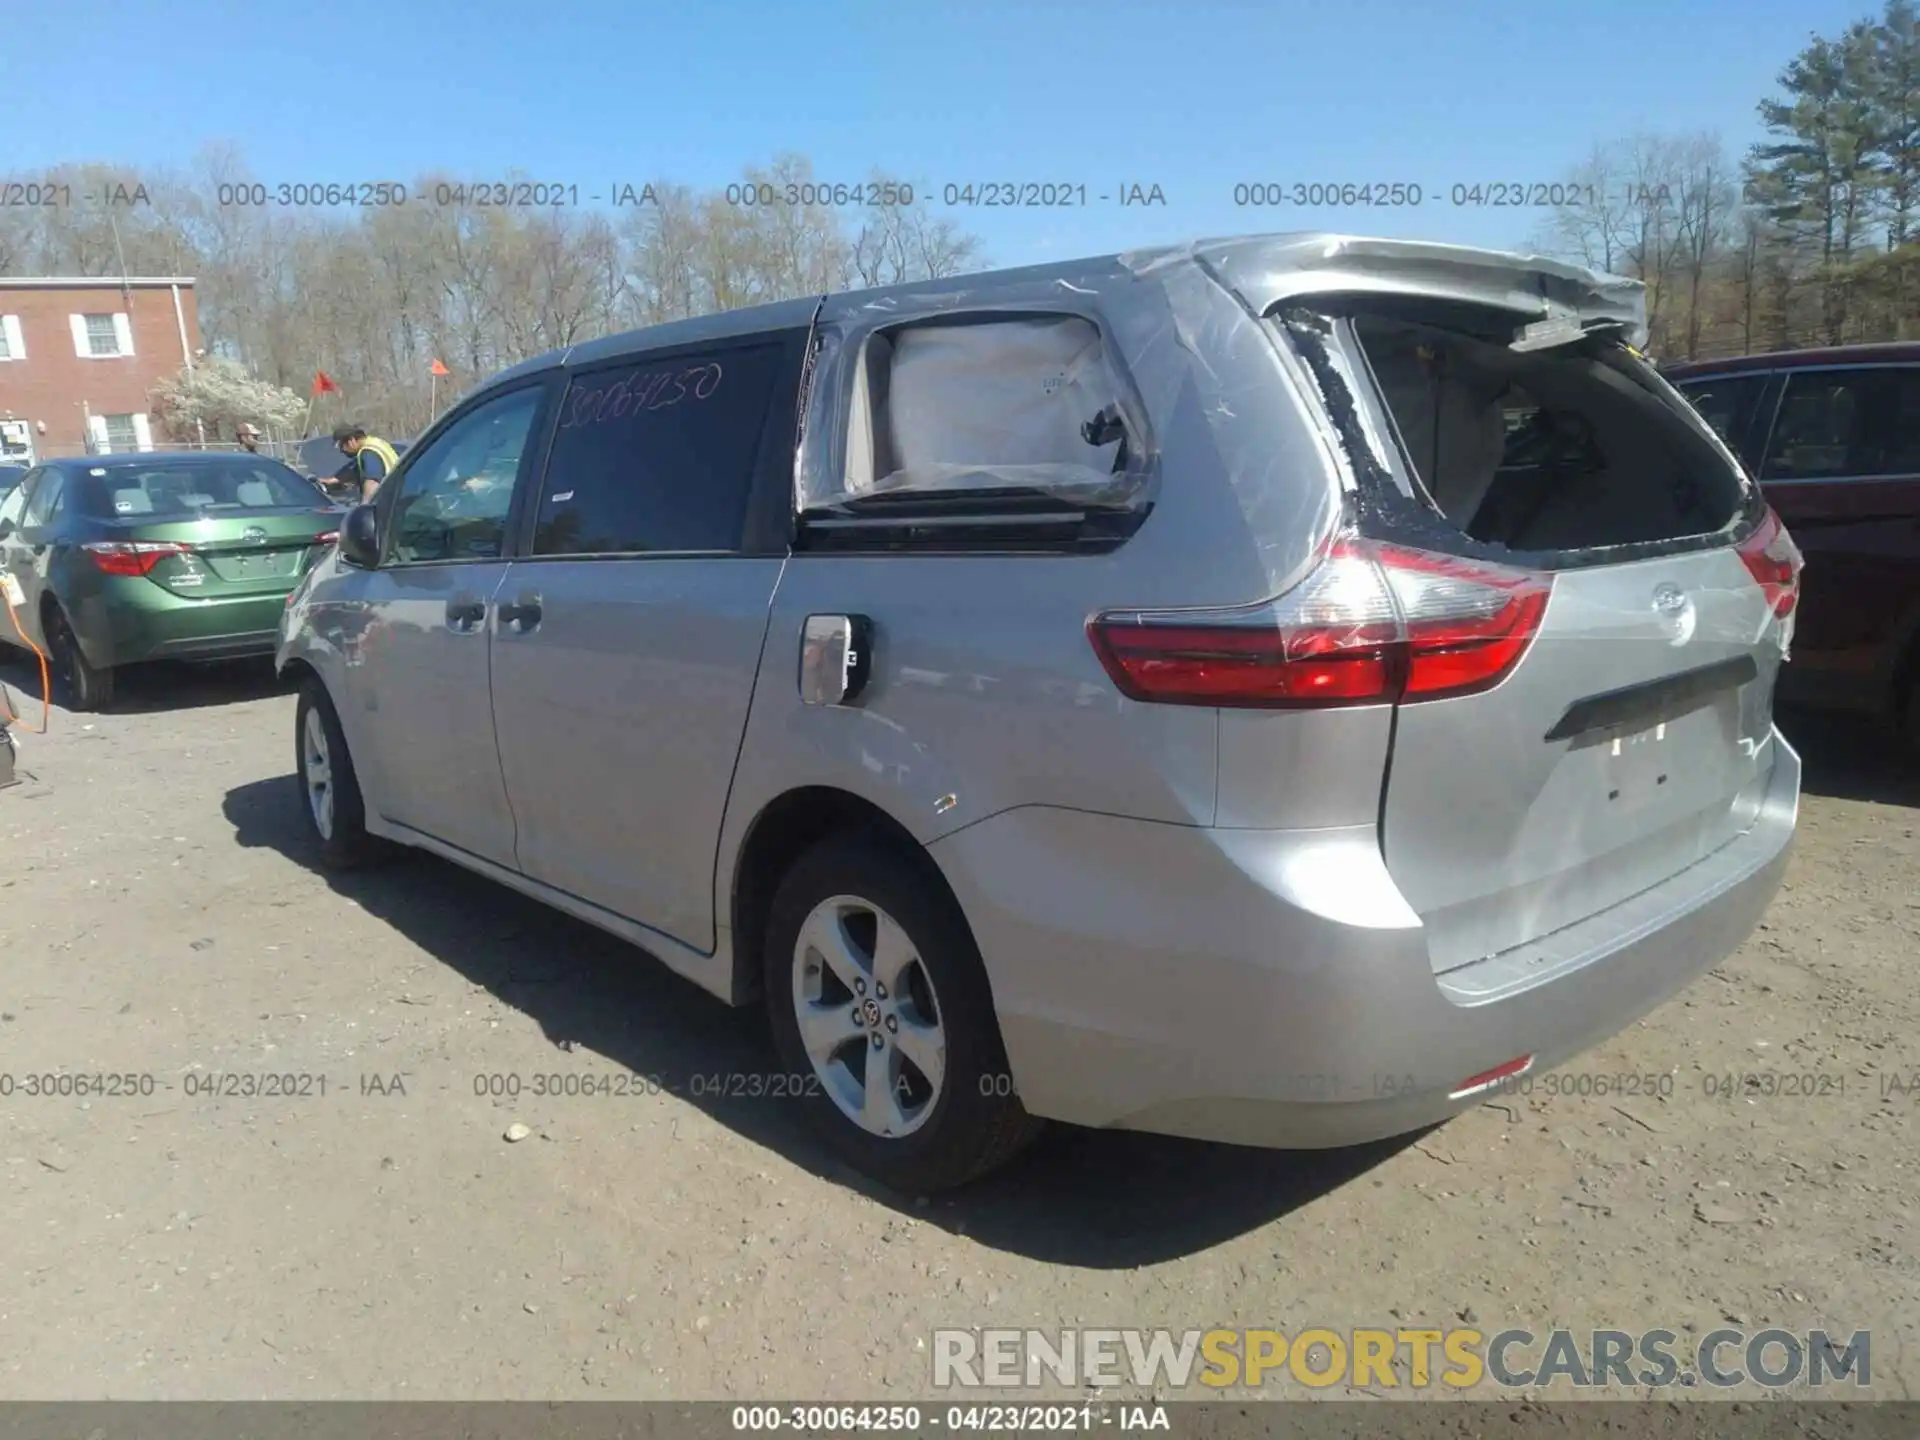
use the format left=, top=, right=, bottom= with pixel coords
left=1379, top=544, right=1553, bottom=698
left=1087, top=539, right=1552, bottom=709
left=1450, top=1053, right=1536, bottom=1100
left=81, top=540, right=192, bottom=577
left=1735, top=506, right=1802, bottom=618
left=314, top=531, right=339, bottom=545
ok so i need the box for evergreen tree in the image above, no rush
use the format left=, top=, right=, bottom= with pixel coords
left=1747, top=22, right=1882, bottom=342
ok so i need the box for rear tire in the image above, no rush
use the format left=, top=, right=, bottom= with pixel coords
left=764, top=834, right=1043, bottom=1194
left=294, top=678, right=385, bottom=868
left=46, top=605, right=113, bottom=712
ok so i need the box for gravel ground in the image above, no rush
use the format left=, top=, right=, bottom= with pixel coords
left=0, top=656, right=1914, bottom=1402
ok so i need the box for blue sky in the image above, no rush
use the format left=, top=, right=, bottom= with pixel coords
left=7, top=0, right=1873, bottom=268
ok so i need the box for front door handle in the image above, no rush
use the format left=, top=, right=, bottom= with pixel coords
left=497, top=594, right=542, bottom=632
left=445, top=597, right=486, bottom=631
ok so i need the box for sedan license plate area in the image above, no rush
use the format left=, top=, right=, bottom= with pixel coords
left=210, top=549, right=298, bottom=582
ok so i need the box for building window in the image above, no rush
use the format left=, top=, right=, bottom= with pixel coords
left=86, top=315, right=122, bottom=356
left=71, top=312, right=133, bottom=358
left=0, top=314, right=22, bottom=360
left=90, top=414, right=151, bottom=454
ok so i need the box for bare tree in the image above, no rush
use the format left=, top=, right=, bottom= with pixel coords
left=1672, top=134, right=1742, bottom=359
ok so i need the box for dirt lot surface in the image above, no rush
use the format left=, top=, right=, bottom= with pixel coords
left=0, top=657, right=1915, bottom=1402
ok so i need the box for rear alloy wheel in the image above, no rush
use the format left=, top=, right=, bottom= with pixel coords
left=765, top=836, right=1042, bottom=1194
left=46, top=605, right=113, bottom=712
left=293, top=678, right=385, bottom=868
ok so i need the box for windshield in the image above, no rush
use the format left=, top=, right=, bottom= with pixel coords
left=81, top=460, right=322, bottom=519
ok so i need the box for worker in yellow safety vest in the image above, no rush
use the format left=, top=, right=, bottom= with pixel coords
left=333, top=424, right=401, bottom=503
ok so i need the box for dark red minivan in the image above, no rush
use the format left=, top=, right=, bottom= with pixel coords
left=1667, top=344, right=1920, bottom=755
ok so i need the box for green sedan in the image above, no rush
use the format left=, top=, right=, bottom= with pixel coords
left=0, top=453, right=346, bottom=710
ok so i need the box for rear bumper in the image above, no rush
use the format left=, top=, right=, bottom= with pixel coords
left=76, top=585, right=291, bottom=667
left=930, top=728, right=1799, bottom=1149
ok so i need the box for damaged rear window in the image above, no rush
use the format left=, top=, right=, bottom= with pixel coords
left=1296, top=306, right=1751, bottom=555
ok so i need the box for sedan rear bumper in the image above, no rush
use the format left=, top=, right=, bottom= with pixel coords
left=77, top=585, right=291, bottom=667
left=930, top=729, right=1799, bottom=1149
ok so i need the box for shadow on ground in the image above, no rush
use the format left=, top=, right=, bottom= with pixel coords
left=1779, top=709, right=1920, bottom=809
left=0, top=652, right=291, bottom=719
left=223, top=774, right=1411, bottom=1266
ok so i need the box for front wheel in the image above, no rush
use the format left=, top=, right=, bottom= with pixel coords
left=46, top=605, right=113, bottom=712
left=764, top=835, right=1043, bottom=1194
left=294, top=678, right=386, bottom=868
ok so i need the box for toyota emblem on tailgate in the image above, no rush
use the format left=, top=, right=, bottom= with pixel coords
left=1652, top=582, right=1695, bottom=646
left=243, top=526, right=269, bottom=544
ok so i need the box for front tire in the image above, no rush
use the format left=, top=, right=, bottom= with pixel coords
left=46, top=605, right=113, bottom=712
left=764, top=835, right=1042, bottom=1194
left=294, top=678, right=385, bottom=868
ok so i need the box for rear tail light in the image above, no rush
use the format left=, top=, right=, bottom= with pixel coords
left=81, top=540, right=192, bottom=577
left=314, top=531, right=339, bottom=545
left=1088, top=538, right=1552, bottom=708
left=1735, top=506, right=1802, bottom=618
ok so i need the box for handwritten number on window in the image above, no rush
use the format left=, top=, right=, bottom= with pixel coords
left=561, top=363, right=724, bottom=429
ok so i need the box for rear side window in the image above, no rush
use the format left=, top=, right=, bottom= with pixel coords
left=21, top=471, right=62, bottom=527
left=534, top=343, right=789, bottom=556
left=845, top=316, right=1135, bottom=500
left=1761, top=367, right=1920, bottom=480
left=1674, top=374, right=1771, bottom=469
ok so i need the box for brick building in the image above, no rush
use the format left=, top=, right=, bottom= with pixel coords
left=0, top=276, right=201, bottom=464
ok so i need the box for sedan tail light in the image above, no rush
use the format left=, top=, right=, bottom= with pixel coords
left=1087, top=537, right=1553, bottom=709
left=1735, top=506, right=1802, bottom=618
left=314, top=531, right=340, bottom=545
left=82, top=540, right=192, bottom=577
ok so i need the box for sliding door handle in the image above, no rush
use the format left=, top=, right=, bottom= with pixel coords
left=497, top=594, right=542, bottom=631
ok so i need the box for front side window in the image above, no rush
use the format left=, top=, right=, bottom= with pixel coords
left=385, top=386, right=543, bottom=564
left=533, top=342, right=790, bottom=556
left=1761, top=367, right=1920, bottom=480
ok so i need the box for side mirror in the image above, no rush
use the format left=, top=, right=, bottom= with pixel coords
left=338, top=503, right=381, bottom=569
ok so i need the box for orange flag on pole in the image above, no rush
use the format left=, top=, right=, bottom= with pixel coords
left=429, top=358, right=450, bottom=377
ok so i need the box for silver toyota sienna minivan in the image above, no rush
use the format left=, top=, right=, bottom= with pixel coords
left=277, top=232, right=1803, bottom=1194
